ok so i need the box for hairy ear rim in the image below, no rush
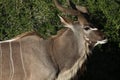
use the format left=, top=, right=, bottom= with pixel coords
left=58, top=15, right=73, bottom=28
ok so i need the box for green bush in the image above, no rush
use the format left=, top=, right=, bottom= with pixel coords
left=0, top=0, right=60, bottom=40
left=0, top=0, right=120, bottom=47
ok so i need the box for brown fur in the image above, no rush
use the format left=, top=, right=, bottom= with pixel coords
left=0, top=0, right=107, bottom=79
left=13, top=31, right=40, bottom=39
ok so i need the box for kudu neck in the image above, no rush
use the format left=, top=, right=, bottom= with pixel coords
left=71, top=27, right=91, bottom=55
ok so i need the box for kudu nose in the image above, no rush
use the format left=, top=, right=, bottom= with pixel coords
left=99, top=31, right=107, bottom=40
left=102, top=35, right=107, bottom=40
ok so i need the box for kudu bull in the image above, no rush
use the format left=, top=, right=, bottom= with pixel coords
left=0, top=0, right=107, bottom=80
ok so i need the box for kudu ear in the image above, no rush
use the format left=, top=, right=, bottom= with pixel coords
left=58, top=15, right=73, bottom=29
left=54, top=0, right=89, bottom=27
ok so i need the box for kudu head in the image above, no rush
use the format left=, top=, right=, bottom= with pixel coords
left=53, top=0, right=107, bottom=47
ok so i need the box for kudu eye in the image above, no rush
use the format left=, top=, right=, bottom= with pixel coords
left=84, top=27, right=90, bottom=30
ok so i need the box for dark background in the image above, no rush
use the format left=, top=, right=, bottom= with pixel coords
left=72, top=42, right=120, bottom=80
left=83, top=42, right=120, bottom=80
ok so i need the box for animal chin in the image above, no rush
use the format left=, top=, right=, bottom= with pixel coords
left=94, top=39, right=108, bottom=46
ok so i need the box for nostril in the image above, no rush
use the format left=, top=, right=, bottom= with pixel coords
left=103, top=36, right=107, bottom=39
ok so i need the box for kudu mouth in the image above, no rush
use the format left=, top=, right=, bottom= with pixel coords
left=84, top=35, right=108, bottom=46
left=94, top=39, right=108, bottom=46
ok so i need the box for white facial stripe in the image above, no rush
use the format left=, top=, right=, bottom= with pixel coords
left=90, top=28, right=98, bottom=30
left=94, top=39, right=108, bottom=46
